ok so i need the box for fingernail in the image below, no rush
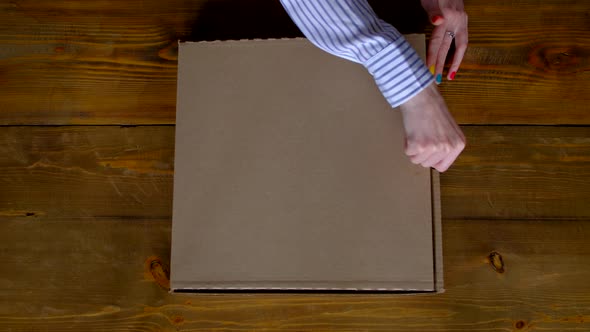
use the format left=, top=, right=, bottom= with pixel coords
left=449, top=71, right=456, bottom=80
left=429, top=65, right=435, bottom=75
left=436, top=74, right=442, bottom=84
left=432, top=15, right=443, bottom=24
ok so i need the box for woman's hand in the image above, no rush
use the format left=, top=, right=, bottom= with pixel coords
left=421, top=0, right=468, bottom=83
left=399, top=82, right=466, bottom=172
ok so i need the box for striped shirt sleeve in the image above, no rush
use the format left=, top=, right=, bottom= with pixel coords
left=280, top=0, right=434, bottom=107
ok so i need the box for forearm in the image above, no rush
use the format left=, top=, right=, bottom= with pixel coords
left=280, top=0, right=434, bottom=107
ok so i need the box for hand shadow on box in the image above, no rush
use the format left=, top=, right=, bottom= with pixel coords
left=187, top=0, right=432, bottom=42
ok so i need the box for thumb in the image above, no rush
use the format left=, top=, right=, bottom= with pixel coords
left=420, top=0, right=444, bottom=25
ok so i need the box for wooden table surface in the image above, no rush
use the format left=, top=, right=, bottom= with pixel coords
left=1, top=0, right=589, bottom=331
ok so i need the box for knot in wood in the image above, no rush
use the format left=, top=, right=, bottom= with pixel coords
left=528, top=45, right=583, bottom=74
left=488, top=251, right=505, bottom=273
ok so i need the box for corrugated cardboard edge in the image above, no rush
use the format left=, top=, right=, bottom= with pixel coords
left=179, top=37, right=308, bottom=45
left=171, top=280, right=432, bottom=293
left=177, top=34, right=426, bottom=47
left=431, top=170, right=445, bottom=294
left=171, top=35, right=442, bottom=294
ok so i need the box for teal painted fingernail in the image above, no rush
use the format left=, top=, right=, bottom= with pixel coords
left=436, top=74, right=442, bottom=84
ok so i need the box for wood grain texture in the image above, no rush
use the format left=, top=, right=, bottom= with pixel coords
left=0, top=0, right=588, bottom=125
left=1, top=1, right=588, bottom=330
left=443, top=125, right=590, bottom=220
left=1, top=217, right=589, bottom=331
left=439, top=0, right=590, bottom=124
left=0, top=0, right=299, bottom=125
left=1, top=125, right=588, bottom=222
left=0, top=126, right=174, bottom=220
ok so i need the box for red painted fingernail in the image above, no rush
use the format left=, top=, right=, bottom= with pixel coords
left=432, top=15, right=443, bottom=24
left=450, top=71, right=456, bottom=80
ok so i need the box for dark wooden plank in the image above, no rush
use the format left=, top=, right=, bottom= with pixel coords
left=0, top=126, right=174, bottom=220
left=1, top=125, right=588, bottom=222
left=0, top=0, right=300, bottom=125
left=0, top=0, right=588, bottom=125
left=1, top=217, right=589, bottom=331
left=442, top=125, right=590, bottom=220
left=439, top=0, right=590, bottom=124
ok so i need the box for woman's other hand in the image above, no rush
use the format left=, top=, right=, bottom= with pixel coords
left=421, top=0, right=468, bottom=83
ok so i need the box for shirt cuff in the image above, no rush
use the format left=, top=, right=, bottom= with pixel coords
left=364, top=36, right=434, bottom=108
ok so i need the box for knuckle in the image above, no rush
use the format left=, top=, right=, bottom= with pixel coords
left=431, top=34, right=444, bottom=42
left=456, top=140, right=466, bottom=151
left=415, top=141, right=428, bottom=151
left=406, top=145, right=422, bottom=155
left=410, top=156, right=422, bottom=164
left=405, top=139, right=417, bottom=152
left=434, top=142, right=450, bottom=153
left=443, top=8, right=465, bottom=19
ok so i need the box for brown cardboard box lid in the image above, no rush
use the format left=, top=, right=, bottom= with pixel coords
left=172, top=35, right=443, bottom=293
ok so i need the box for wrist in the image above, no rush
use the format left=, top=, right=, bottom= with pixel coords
left=400, top=81, right=440, bottom=112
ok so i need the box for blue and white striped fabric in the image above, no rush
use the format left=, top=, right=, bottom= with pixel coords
left=280, top=0, right=434, bottom=107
